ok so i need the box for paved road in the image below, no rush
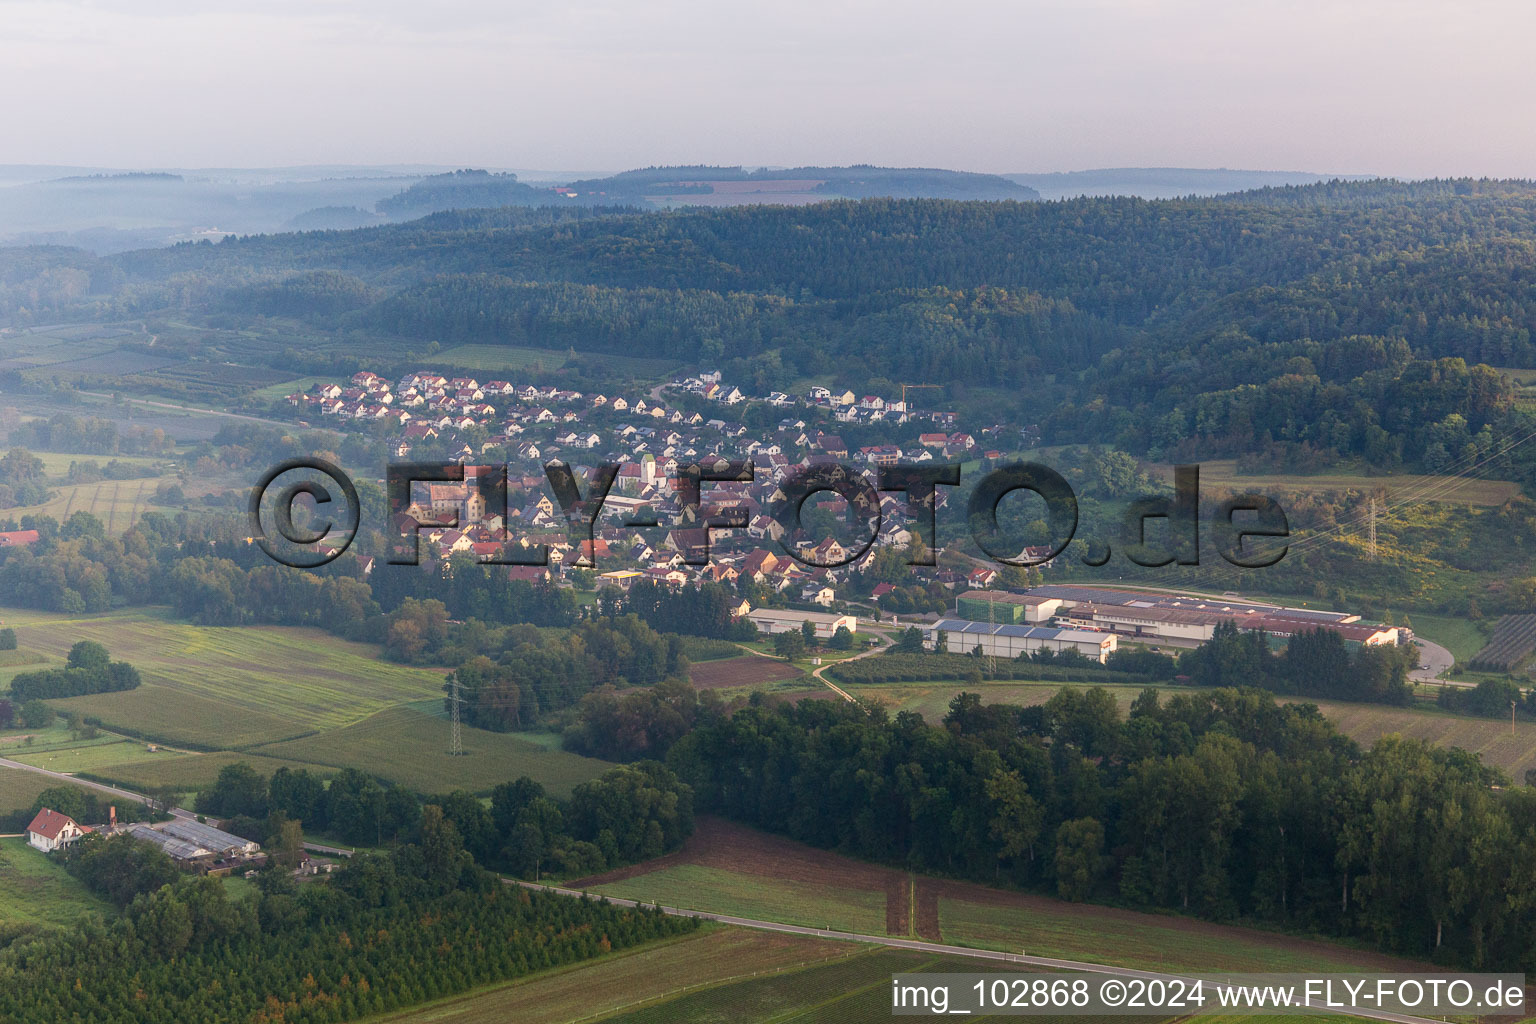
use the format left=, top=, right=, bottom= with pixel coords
left=74, top=390, right=330, bottom=433
left=1410, top=637, right=1455, bottom=683
left=0, top=755, right=183, bottom=813
left=0, top=754, right=356, bottom=857
left=510, top=880, right=1453, bottom=1024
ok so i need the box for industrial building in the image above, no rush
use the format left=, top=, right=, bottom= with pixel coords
left=926, top=619, right=1118, bottom=662
left=746, top=607, right=858, bottom=639
left=955, top=585, right=1401, bottom=649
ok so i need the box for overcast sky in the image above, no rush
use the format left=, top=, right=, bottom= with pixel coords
left=2, top=0, right=1532, bottom=177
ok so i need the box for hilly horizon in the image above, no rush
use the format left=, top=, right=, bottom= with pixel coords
left=0, top=162, right=1373, bottom=253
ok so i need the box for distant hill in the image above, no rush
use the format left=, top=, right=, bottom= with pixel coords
left=284, top=205, right=387, bottom=231
left=1007, top=167, right=1376, bottom=200
left=375, top=169, right=552, bottom=218
left=557, top=165, right=1039, bottom=206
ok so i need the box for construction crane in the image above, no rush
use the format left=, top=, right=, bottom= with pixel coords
left=900, top=383, right=942, bottom=408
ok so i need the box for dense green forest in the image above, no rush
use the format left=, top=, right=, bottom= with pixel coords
left=655, top=688, right=1536, bottom=968
left=6, top=180, right=1536, bottom=479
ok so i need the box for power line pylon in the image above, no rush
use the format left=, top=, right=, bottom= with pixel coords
left=450, top=675, right=463, bottom=757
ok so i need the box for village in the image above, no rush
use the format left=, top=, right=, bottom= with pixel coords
left=285, top=367, right=1049, bottom=616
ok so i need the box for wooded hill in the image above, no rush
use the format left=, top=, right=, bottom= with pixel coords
left=6, top=179, right=1536, bottom=478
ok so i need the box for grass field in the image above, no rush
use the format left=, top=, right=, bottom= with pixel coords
left=248, top=706, right=611, bottom=798
left=0, top=766, right=94, bottom=813
left=586, top=863, right=888, bottom=934
left=6, top=608, right=450, bottom=739
left=247, top=376, right=328, bottom=401
left=7, top=737, right=170, bottom=774
left=433, top=344, right=681, bottom=379
left=1403, top=611, right=1491, bottom=664
left=0, top=836, right=113, bottom=927
left=1148, top=459, right=1521, bottom=506
left=362, top=927, right=860, bottom=1024
left=24, top=450, right=171, bottom=476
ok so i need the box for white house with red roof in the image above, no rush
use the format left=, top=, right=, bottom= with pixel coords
left=26, top=807, right=91, bottom=852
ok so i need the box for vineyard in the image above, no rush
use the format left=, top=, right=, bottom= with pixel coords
left=1470, top=614, right=1536, bottom=672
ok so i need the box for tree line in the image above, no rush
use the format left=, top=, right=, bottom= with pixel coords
left=649, top=687, right=1534, bottom=968
left=8, top=639, right=141, bottom=701
left=195, top=758, right=694, bottom=880
left=1178, top=620, right=1416, bottom=705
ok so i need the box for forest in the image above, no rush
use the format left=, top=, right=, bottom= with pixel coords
left=0, top=822, right=693, bottom=1023
left=654, top=688, right=1535, bottom=968
left=7, top=180, right=1536, bottom=479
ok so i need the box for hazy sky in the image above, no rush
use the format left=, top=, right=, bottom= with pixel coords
left=2, top=0, right=1532, bottom=177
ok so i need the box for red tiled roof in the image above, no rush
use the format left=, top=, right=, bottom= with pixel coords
left=26, top=807, right=85, bottom=840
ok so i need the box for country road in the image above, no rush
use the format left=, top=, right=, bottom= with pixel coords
left=732, top=627, right=889, bottom=704
left=509, top=879, right=1454, bottom=1024
left=0, top=752, right=1452, bottom=1024
left=0, top=755, right=353, bottom=856
left=73, top=390, right=333, bottom=433
left=0, top=755, right=189, bottom=816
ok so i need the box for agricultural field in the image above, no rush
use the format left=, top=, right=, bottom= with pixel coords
left=0, top=766, right=94, bottom=814
left=46, top=687, right=312, bottom=750
left=6, top=736, right=169, bottom=774
left=1469, top=614, right=1536, bottom=671
left=687, top=654, right=804, bottom=690
left=248, top=705, right=610, bottom=798
left=1148, top=459, right=1521, bottom=506
left=1398, top=610, right=1489, bottom=665
left=0, top=476, right=165, bottom=533
left=577, top=819, right=1435, bottom=990
left=7, top=608, right=450, bottom=737
left=0, top=836, right=113, bottom=927
left=934, top=889, right=1430, bottom=974
left=597, top=948, right=1017, bottom=1024
left=583, top=864, right=889, bottom=935
left=2, top=608, right=612, bottom=798
left=24, top=450, right=172, bottom=476
left=575, top=818, right=911, bottom=937
left=80, top=751, right=325, bottom=793
left=363, top=928, right=860, bottom=1024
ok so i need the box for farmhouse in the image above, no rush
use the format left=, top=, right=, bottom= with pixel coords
left=26, top=808, right=91, bottom=852
left=926, top=619, right=1117, bottom=663
left=746, top=608, right=857, bottom=639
